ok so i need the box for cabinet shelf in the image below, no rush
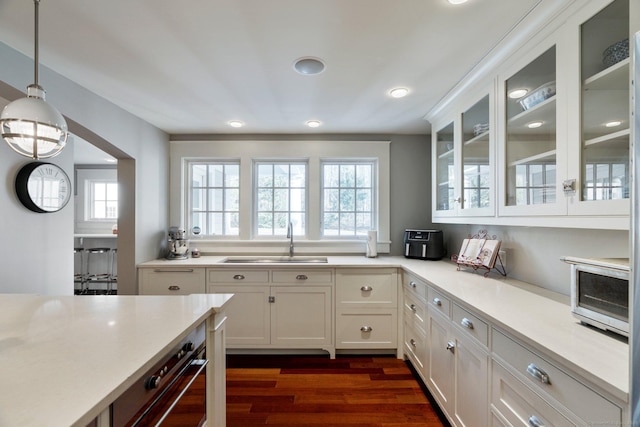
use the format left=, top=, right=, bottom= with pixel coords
left=438, top=149, right=454, bottom=159
left=508, top=96, right=556, bottom=133
left=464, top=131, right=489, bottom=145
left=584, top=58, right=629, bottom=90
left=508, top=149, right=556, bottom=167
left=584, top=128, right=629, bottom=149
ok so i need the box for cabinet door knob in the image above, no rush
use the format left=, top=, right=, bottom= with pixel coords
left=168, top=285, right=181, bottom=291
left=296, top=274, right=308, bottom=280
left=233, top=274, right=245, bottom=280
left=528, top=415, right=545, bottom=427
left=409, top=281, right=417, bottom=288
left=446, top=341, right=455, bottom=352
left=410, top=304, right=417, bottom=312
left=360, top=285, right=373, bottom=292
left=526, top=363, right=550, bottom=384
left=432, top=297, right=442, bottom=306
left=410, top=339, right=417, bottom=347
left=360, top=326, right=373, bottom=333
left=461, top=317, right=474, bottom=329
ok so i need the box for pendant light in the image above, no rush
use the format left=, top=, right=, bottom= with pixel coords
left=0, top=0, right=68, bottom=159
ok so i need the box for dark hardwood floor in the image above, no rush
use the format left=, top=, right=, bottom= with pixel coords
left=226, top=355, right=448, bottom=427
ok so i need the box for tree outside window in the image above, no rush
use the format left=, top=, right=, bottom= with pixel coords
left=255, top=162, right=306, bottom=236
left=189, top=162, right=240, bottom=236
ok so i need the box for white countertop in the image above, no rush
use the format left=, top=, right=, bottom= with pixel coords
left=0, top=293, right=233, bottom=427
left=140, top=255, right=629, bottom=402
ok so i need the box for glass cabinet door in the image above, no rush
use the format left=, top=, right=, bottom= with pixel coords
left=505, top=46, right=557, bottom=207
left=461, top=95, right=491, bottom=211
left=580, top=0, right=629, bottom=203
left=435, top=122, right=455, bottom=213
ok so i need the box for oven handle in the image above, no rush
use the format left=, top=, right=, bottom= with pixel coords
left=153, top=359, right=208, bottom=427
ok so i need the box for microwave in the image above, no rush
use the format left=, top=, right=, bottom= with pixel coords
left=562, top=256, right=629, bottom=337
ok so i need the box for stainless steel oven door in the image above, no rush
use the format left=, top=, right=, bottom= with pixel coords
left=571, top=263, right=629, bottom=336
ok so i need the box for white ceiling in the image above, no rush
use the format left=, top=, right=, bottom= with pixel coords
left=0, top=0, right=541, bottom=137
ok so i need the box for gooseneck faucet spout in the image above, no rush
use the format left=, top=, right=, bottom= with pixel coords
left=287, top=221, right=294, bottom=258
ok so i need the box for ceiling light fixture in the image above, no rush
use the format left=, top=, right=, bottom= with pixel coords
left=527, top=121, right=543, bottom=129
left=293, top=57, right=326, bottom=75
left=389, top=88, right=409, bottom=98
left=305, top=120, right=321, bottom=128
left=605, top=120, right=622, bottom=128
left=227, top=120, right=244, bottom=128
left=0, top=0, right=68, bottom=159
left=447, top=0, right=468, bottom=4
left=508, top=89, right=528, bottom=99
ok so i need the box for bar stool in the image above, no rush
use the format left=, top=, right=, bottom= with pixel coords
left=86, top=247, right=112, bottom=295
left=110, top=248, right=118, bottom=295
left=73, top=247, right=86, bottom=295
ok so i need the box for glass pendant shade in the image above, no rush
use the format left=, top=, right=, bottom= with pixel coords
left=0, top=0, right=68, bottom=159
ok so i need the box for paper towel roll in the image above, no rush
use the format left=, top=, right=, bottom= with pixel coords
left=366, top=230, right=377, bottom=258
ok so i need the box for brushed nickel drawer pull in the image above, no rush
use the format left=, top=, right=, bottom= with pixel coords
left=360, top=285, right=373, bottom=292
left=528, top=415, right=545, bottom=427
left=296, top=274, right=308, bottom=280
left=461, top=317, right=474, bottom=329
left=360, top=326, right=373, bottom=333
left=432, top=297, right=442, bottom=306
left=410, top=304, right=417, bottom=312
left=233, top=274, right=245, bottom=280
left=154, top=268, right=194, bottom=273
left=168, top=285, right=181, bottom=291
left=526, top=363, right=550, bottom=384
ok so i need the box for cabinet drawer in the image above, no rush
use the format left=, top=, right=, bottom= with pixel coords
left=492, top=330, right=621, bottom=425
left=403, top=272, right=427, bottom=300
left=207, top=269, right=269, bottom=283
left=139, top=268, right=206, bottom=295
left=336, top=309, right=397, bottom=349
left=452, top=303, right=488, bottom=347
left=404, top=320, right=427, bottom=372
left=427, top=287, right=451, bottom=318
left=336, top=269, right=397, bottom=307
left=404, top=290, right=426, bottom=332
left=492, top=360, right=576, bottom=427
left=272, top=270, right=333, bottom=283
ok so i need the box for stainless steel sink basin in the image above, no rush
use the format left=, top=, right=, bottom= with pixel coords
left=222, top=256, right=328, bottom=264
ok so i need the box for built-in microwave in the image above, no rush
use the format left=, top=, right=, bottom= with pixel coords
left=562, top=256, right=629, bottom=337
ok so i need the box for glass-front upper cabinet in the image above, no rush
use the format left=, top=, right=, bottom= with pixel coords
left=434, top=122, right=455, bottom=215
left=503, top=46, right=558, bottom=211
left=577, top=0, right=629, bottom=214
left=461, top=95, right=492, bottom=214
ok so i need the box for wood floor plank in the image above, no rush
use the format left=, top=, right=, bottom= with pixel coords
left=226, top=355, right=448, bottom=427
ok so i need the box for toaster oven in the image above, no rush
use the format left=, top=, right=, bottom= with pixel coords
left=562, top=256, right=629, bottom=337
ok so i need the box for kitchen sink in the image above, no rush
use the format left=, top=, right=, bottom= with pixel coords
left=221, top=256, right=328, bottom=264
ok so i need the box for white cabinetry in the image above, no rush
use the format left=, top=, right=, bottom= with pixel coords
left=403, top=272, right=428, bottom=374
left=138, top=267, right=206, bottom=295
left=426, top=300, right=489, bottom=427
left=207, top=268, right=334, bottom=356
left=491, top=329, right=622, bottom=426
left=335, top=268, right=399, bottom=351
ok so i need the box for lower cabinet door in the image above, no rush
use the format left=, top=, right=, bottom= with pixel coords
left=336, top=309, right=397, bottom=349
left=427, top=310, right=455, bottom=413
left=271, top=286, right=333, bottom=346
left=208, top=285, right=270, bottom=346
left=454, top=331, right=489, bottom=427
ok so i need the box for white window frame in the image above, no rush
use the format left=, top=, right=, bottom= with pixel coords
left=74, top=168, right=118, bottom=234
left=88, top=180, right=118, bottom=220
left=171, top=140, right=390, bottom=254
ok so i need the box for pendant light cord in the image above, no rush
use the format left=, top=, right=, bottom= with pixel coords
left=33, top=0, right=40, bottom=88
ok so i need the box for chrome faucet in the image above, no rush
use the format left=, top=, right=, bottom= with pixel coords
left=287, top=221, right=294, bottom=257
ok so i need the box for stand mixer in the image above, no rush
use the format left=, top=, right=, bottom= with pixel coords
left=166, top=227, right=189, bottom=260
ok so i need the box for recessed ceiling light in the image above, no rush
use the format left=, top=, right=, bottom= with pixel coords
left=527, top=121, right=543, bottom=129
left=104, top=157, right=116, bottom=163
left=306, top=120, right=321, bottom=128
left=605, top=120, right=622, bottom=128
left=448, top=0, right=468, bottom=4
left=228, top=120, right=244, bottom=128
left=293, top=57, right=326, bottom=75
left=389, top=87, right=409, bottom=98
left=508, top=89, right=528, bottom=99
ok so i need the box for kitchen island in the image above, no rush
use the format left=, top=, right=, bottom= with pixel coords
left=0, top=293, right=233, bottom=427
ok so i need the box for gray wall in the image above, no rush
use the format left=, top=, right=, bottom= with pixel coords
left=0, top=41, right=169, bottom=295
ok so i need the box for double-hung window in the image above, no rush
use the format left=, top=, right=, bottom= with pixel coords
left=189, top=162, right=240, bottom=236
left=255, top=161, right=307, bottom=236
left=321, top=161, right=375, bottom=237
left=89, top=181, right=118, bottom=220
